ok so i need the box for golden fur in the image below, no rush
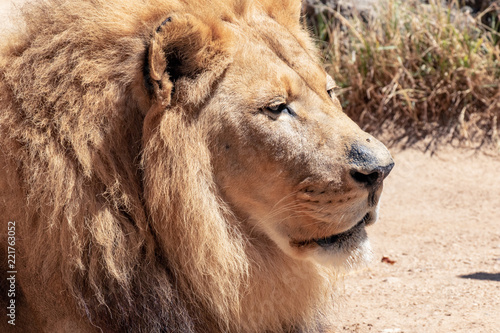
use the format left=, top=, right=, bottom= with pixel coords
left=0, top=0, right=393, bottom=332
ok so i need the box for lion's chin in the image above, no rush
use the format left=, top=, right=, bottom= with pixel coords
left=284, top=212, right=375, bottom=269
left=307, top=225, right=373, bottom=269
left=295, top=212, right=372, bottom=249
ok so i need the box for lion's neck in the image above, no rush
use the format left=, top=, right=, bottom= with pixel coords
left=237, top=234, right=337, bottom=332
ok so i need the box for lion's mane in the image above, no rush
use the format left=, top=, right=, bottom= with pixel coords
left=0, top=0, right=336, bottom=332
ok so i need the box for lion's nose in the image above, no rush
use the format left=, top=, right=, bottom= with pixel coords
left=348, top=141, right=394, bottom=188
left=350, top=164, right=394, bottom=187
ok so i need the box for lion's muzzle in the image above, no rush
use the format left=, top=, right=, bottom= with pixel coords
left=348, top=139, right=394, bottom=190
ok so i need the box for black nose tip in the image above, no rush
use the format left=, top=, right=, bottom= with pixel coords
left=350, top=162, right=394, bottom=187
left=348, top=141, right=394, bottom=188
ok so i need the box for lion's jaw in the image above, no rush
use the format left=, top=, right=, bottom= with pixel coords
left=208, top=20, right=394, bottom=269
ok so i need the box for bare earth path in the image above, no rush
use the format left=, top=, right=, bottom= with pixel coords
left=336, top=148, right=500, bottom=333
left=1, top=1, right=499, bottom=332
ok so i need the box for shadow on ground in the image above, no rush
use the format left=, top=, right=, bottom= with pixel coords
left=458, top=272, right=500, bottom=282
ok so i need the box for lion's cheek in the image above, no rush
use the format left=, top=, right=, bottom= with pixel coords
left=214, top=163, right=294, bottom=223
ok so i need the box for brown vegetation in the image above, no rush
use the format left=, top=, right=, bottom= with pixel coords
left=306, top=0, right=500, bottom=149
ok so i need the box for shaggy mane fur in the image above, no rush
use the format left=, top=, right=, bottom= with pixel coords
left=0, top=1, right=338, bottom=332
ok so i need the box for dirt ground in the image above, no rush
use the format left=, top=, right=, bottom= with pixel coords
left=336, top=146, right=500, bottom=333
left=1, top=1, right=499, bottom=332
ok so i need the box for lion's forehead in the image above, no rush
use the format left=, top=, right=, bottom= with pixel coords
left=226, top=16, right=327, bottom=96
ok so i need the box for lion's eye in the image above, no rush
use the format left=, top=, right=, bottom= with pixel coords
left=326, top=74, right=338, bottom=99
left=327, top=87, right=338, bottom=99
left=265, top=104, right=296, bottom=117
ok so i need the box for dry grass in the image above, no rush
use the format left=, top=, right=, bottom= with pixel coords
left=306, top=0, right=500, bottom=149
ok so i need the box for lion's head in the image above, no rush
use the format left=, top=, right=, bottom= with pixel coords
left=0, top=0, right=393, bottom=332
left=143, top=8, right=393, bottom=268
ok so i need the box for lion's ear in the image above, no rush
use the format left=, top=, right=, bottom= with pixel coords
left=146, top=14, right=231, bottom=106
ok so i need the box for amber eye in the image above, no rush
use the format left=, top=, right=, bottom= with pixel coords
left=328, top=84, right=343, bottom=99
left=327, top=88, right=335, bottom=98
left=326, top=74, right=338, bottom=99
left=266, top=104, right=296, bottom=117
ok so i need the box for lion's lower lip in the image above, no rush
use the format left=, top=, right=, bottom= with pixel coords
left=313, top=213, right=370, bottom=248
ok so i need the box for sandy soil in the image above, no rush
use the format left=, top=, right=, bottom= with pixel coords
left=336, top=147, right=500, bottom=333
left=1, top=1, right=499, bottom=332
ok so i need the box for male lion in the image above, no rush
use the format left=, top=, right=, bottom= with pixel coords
left=0, top=0, right=393, bottom=332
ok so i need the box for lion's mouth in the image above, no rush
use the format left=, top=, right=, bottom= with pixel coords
left=292, top=213, right=371, bottom=248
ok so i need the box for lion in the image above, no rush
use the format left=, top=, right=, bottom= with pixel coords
left=0, top=0, right=394, bottom=332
